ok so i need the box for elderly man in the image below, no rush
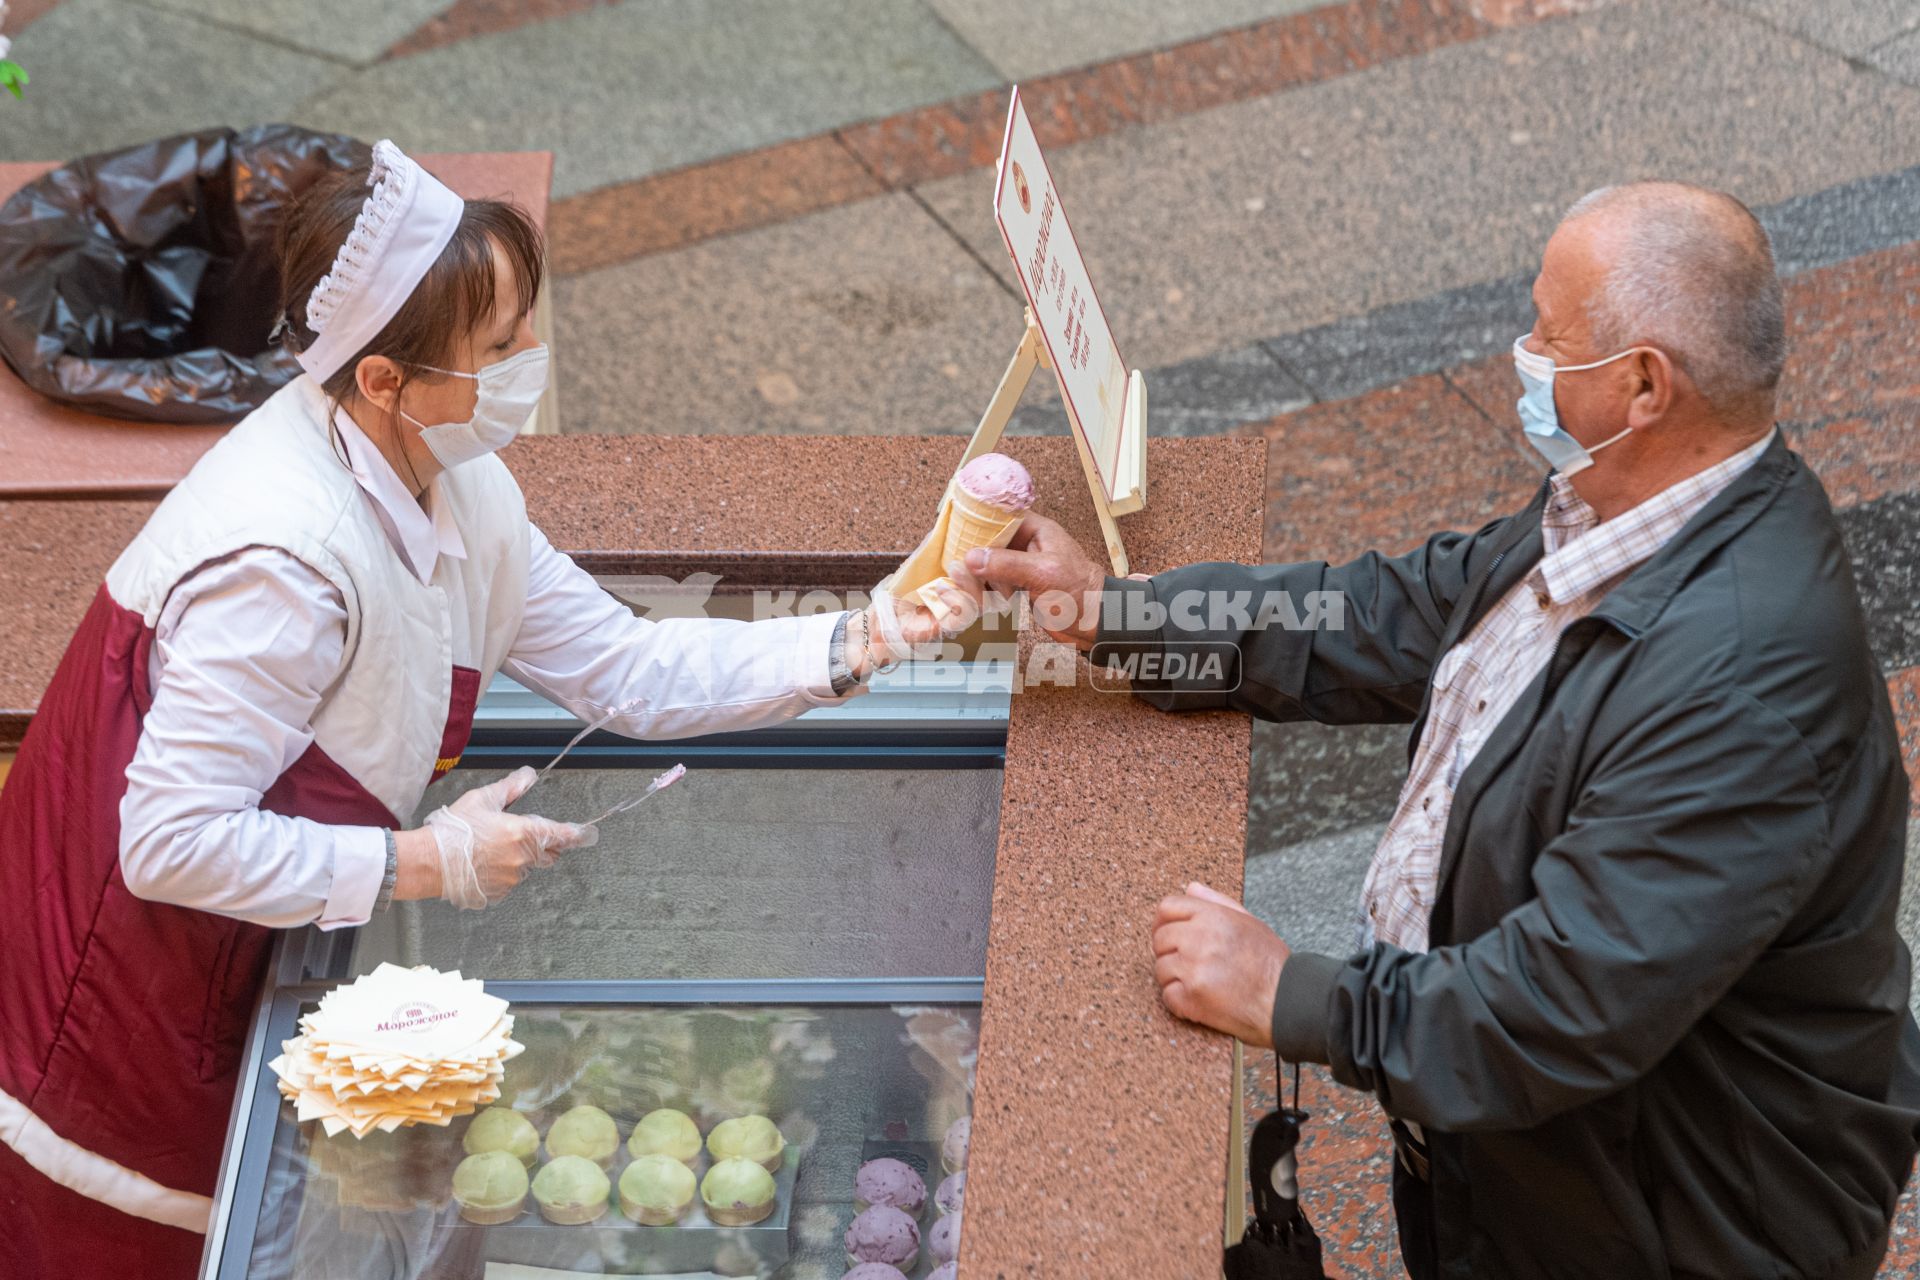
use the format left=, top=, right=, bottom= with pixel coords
left=972, top=182, right=1920, bottom=1278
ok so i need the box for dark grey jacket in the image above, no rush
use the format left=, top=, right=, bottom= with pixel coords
left=1104, top=435, right=1919, bottom=1279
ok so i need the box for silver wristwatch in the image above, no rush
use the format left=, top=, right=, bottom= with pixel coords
left=828, top=610, right=859, bottom=695
left=374, top=828, right=399, bottom=912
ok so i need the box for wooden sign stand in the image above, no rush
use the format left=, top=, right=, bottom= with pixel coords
left=952, top=311, right=1146, bottom=576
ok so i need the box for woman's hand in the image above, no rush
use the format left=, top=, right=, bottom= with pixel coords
left=404, top=766, right=597, bottom=909
left=857, top=558, right=986, bottom=676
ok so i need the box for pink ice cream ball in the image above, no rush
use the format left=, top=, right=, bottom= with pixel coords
left=855, top=1157, right=927, bottom=1216
left=842, top=1265, right=909, bottom=1280
left=955, top=453, right=1035, bottom=510
left=845, top=1204, right=920, bottom=1268
left=930, top=1210, right=962, bottom=1264
left=935, top=1169, right=965, bottom=1215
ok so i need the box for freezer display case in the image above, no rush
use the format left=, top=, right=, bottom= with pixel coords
left=203, top=647, right=1008, bottom=1280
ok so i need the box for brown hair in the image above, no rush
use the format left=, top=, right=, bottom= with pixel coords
left=276, top=164, right=545, bottom=412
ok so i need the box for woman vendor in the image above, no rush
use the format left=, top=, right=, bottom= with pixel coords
left=0, top=141, right=976, bottom=1279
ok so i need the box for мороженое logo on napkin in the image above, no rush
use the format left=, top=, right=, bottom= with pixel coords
left=378, top=1001, right=457, bottom=1035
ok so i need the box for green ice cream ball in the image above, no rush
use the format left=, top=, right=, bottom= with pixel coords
left=626, top=1108, right=702, bottom=1163
left=532, top=1155, right=611, bottom=1216
left=546, top=1105, right=619, bottom=1165
left=700, top=1157, right=775, bottom=1212
left=706, top=1114, right=785, bottom=1166
left=452, top=1151, right=529, bottom=1212
left=463, top=1107, right=539, bottom=1166
left=620, top=1154, right=697, bottom=1212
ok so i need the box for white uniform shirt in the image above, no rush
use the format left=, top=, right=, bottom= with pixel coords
left=1357, top=430, right=1774, bottom=954
left=119, top=416, right=847, bottom=931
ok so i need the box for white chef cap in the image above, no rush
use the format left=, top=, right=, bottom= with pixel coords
left=295, top=140, right=465, bottom=384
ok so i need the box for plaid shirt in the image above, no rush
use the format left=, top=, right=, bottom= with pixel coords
left=1358, top=431, right=1775, bottom=954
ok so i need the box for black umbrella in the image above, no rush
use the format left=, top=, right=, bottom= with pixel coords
left=1224, top=1066, right=1330, bottom=1280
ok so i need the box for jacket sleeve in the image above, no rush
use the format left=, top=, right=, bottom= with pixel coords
left=1269, top=688, right=1831, bottom=1131
left=1094, top=521, right=1509, bottom=725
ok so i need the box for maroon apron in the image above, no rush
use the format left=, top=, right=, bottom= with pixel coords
left=0, top=584, right=481, bottom=1279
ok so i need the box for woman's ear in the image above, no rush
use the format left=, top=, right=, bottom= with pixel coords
left=354, top=355, right=405, bottom=415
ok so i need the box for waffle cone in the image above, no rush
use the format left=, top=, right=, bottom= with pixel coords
left=709, top=1198, right=776, bottom=1226
left=905, top=488, right=1025, bottom=616
left=458, top=1198, right=524, bottom=1225
left=941, top=488, right=1024, bottom=563
left=537, top=1198, right=607, bottom=1225
left=621, top=1193, right=690, bottom=1225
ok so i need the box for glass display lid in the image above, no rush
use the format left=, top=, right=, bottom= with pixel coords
left=348, top=763, right=1001, bottom=984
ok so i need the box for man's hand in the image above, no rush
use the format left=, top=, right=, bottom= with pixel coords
left=1152, top=882, right=1288, bottom=1048
left=963, top=513, right=1107, bottom=650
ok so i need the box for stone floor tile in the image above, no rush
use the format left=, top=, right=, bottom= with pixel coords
left=917, top=0, right=1920, bottom=376
left=549, top=194, right=1012, bottom=437
left=1247, top=719, right=1409, bottom=852
left=842, top=0, right=1494, bottom=192
left=384, top=0, right=610, bottom=60
left=141, top=0, right=450, bottom=65
left=0, top=0, right=337, bottom=162
left=1872, top=30, right=1920, bottom=84
left=1891, top=667, right=1920, bottom=814
left=545, top=135, right=882, bottom=275
left=1245, top=823, right=1385, bottom=958
left=291, top=0, right=1002, bottom=198
left=1840, top=491, right=1920, bottom=674
left=926, top=0, right=1331, bottom=81
left=1264, top=371, right=1540, bottom=567
left=1721, top=0, right=1920, bottom=57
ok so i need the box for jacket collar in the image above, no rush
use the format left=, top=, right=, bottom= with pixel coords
left=1534, top=429, right=1774, bottom=607
left=1436, top=430, right=1795, bottom=677
left=1580, top=429, right=1797, bottom=639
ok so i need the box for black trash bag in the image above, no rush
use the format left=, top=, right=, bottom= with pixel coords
left=0, top=125, right=369, bottom=424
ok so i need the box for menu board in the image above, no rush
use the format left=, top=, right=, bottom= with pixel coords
left=993, top=87, right=1141, bottom=507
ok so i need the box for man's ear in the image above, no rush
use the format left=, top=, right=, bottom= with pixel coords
left=1626, top=347, right=1677, bottom=430
left=354, top=355, right=404, bottom=414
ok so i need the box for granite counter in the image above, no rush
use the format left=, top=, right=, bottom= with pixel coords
left=0, top=432, right=1264, bottom=1277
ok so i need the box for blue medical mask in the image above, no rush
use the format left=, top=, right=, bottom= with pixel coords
left=1511, top=335, right=1636, bottom=477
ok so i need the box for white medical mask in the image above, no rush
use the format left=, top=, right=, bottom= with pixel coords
left=1511, top=335, right=1636, bottom=477
left=401, top=343, right=550, bottom=469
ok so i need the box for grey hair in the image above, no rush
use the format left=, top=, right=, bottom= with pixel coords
left=1562, top=182, right=1786, bottom=424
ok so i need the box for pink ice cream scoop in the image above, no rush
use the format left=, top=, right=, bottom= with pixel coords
left=955, top=453, right=1035, bottom=510
left=845, top=1205, right=920, bottom=1269
left=855, top=1157, right=927, bottom=1217
left=929, top=1210, right=962, bottom=1264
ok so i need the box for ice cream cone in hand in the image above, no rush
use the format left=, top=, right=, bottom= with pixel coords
left=889, top=453, right=1035, bottom=619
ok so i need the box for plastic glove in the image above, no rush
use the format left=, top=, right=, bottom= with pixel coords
left=423, top=766, right=598, bottom=910
left=869, top=556, right=985, bottom=666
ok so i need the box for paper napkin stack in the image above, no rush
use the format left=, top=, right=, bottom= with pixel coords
left=270, top=963, right=523, bottom=1138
